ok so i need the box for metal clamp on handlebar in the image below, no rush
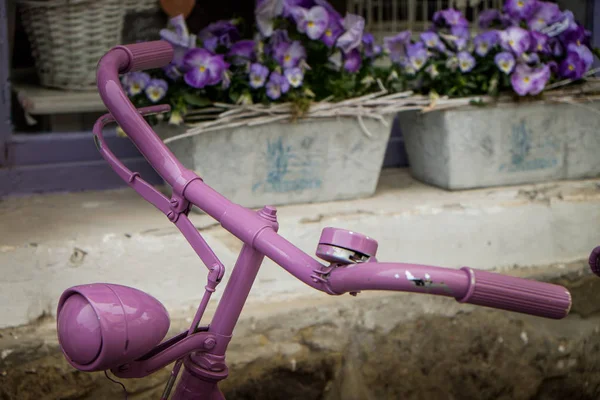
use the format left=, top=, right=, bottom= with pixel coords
left=312, top=228, right=378, bottom=291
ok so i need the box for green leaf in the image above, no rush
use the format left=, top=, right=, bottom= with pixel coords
left=469, top=99, right=486, bottom=107
left=182, top=92, right=212, bottom=107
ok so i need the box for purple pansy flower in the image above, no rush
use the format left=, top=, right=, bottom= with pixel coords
left=321, top=14, right=344, bottom=48
left=451, top=25, right=470, bottom=39
left=457, top=51, right=476, bottom=73
left=500, top=27, right=531, bottom=56
left=249, top=63, right=270, bottom=88
left=198, top=20, right=239, bottom=49
left=522, top=52, right=540, bottom=65
left=203, top=37, right=219, bottom=52
left=420, top=31, right=445, bottom=51
left=273, top=40, right=307, bottom=68
left=384, top=31, right=411, bottom=64
left=337, top=13, right=365, bottom=54
left=160, top=15, right=196, bottom=71
left=274, top=71, right=291, bottom=94
left=145, top=79, right=168, bottom=103
left=344, top=49, right=362, bottom=73
left=559, top=51, right=586, bottom=79
left=265, top=79, right=282, bottom=100
left=567, top=42, right=594, bottom=71
left=549, top=37, right=563, bottom=57
left=362, top=33, right=382, bottom=58
left=123, top=72, right=150, bottom=96
left=504, top=0, right=539, bottom=21
left=407, top=42, right=428, bottom=71
left=266, top=71, right=290, bottom=100
left=557, top=11, right=588, bottom=45
left=160, top=15, right=195, bottom=49
left=266, top=29, right=289, bottom=56
left=529, top=31, right=550, bottom=54
left=478, top=9, right=501, bottom=29
left=433, top=8, right=468, bottom=29
left=228, top=40, right=256, bottom=65
left=271, top=29, right=290, bottom=46
left=511, top=63, right=550, bottom=96
left=500, top=13, right=518, bottom=28
left=284, top=67, right=304, bottom=88
left=474, top=30, right=499, bottom=56
left=315, top=0, right=342, bottom=23
left=449, top=25, right=469, bottom=51
left=495, top=52, right=516, bottom=74
left=294, top=6, right=329, bottom=39
left=183, top=49, right=228, bottom=89
left=203, top=38, right=220, bottom=52
left=283, top=0, right=315, bottom=17
left=164, top=64, right=182, bottom=80
left=453, top=36, right=469, bottom=52
left=255, top=0, right=284, bottom=37
left=528, top=1, right=561, bottom=31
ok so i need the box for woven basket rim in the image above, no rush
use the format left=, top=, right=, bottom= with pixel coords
left=18, top=0, right=108, bottom=7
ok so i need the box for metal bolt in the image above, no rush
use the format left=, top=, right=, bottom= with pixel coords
left=204, top=338, right=216, bottom=349
left=262, top=206, right=277, bottom=216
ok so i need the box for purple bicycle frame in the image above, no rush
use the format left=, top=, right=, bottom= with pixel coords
left=66, top=41, right=574, bottom=399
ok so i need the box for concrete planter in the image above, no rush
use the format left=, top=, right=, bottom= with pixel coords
left=156, top=116, right=392, bottom=208
left=398, top=101, right=600, bottom=190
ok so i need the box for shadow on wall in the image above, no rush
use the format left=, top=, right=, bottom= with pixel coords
left=383, top=115, right=409, bottom=168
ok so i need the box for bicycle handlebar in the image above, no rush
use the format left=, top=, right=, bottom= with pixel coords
left=97, top=41, right=199, bottom=195
left=114, top=41, right=174, bottom=73
left=96, top=41, right=572, bottom=321
left=457, top=267, right=571, bottom=319
left=327, top=263, right=570, bottom=319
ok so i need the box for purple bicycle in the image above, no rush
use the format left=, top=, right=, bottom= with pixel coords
left=56, top=41, right=577, bottom=399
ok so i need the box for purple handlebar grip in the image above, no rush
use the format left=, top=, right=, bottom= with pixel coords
left=115, top=41, right=174, bottom=73
left=458, top=267, right=571, bottom=319
left=589, top=246, right=600, bottom=277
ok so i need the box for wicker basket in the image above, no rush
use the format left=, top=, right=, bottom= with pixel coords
left=18, top=0, right=158, bottom=91
left=124, top=0, right=158, bottom=13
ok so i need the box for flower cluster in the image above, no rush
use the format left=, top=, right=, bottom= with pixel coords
left=122, top=0, right=597, bottom=125
left=122, top=72, right=168, bottom=102
left=122, top=0, right=386, bottom=124
left=384, top=1, right=596, bottom=97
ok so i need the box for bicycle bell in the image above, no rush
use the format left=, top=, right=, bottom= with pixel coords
left=316, top=227, right=378, bottom=265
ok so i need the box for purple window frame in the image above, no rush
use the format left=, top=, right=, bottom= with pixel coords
left=0, top=0, right=161, bottom=197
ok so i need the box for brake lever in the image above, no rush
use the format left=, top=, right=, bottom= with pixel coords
left=92, top=105, right=225, bottom=280
left=93, top=104, right=172, bottom=214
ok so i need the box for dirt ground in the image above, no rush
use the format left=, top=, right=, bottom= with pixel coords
left=1, top=270, right=599, bottom=400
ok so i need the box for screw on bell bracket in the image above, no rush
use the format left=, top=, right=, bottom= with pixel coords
left=315, top=227, right=378, bottom=266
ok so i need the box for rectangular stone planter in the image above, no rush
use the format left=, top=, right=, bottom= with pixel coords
left=398, top=101, right=600, bottom=190
left=156, top=116, right=392, bottom=208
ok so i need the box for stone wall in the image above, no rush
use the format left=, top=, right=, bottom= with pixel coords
left=1, top=261, right=599, bottom=400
